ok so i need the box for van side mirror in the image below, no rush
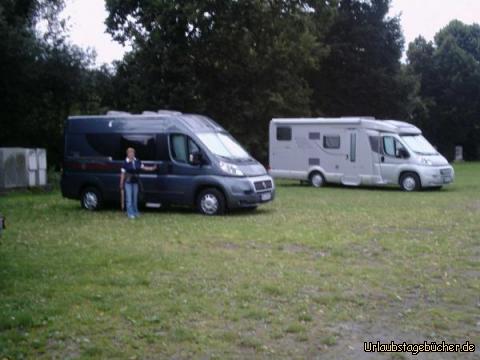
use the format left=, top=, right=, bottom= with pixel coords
left=397, top=148, right=409, bottom=159
left=189, top=151, right=203, bottom=165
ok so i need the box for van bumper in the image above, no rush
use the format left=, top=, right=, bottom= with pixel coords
left=419, top=166, right=455, bottom=187
left=220, top=175, right=275, bottom=209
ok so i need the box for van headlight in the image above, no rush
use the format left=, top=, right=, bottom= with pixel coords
left=219, top=161, right=244, bottom=176
left=421, top=157, right=433, bottom=166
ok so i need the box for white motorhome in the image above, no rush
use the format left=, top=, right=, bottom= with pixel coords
left=269, top=117, right=454, bottom=191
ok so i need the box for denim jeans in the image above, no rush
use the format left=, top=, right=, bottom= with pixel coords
left=124, top=182, right=139, bottom=217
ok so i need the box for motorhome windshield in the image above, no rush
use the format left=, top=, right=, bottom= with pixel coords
left=197, top=132, right=250, bottom=160
left=400, top=135, right=438, bottom=155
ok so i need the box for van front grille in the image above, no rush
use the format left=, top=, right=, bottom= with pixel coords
left=254, top=180, right=273, bottom=192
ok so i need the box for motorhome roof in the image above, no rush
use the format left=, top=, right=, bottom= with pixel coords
left=271, top=117, right=422, bottom=134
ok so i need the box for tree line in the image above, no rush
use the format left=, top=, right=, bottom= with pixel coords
left=1, top=0, right=479, bottom=165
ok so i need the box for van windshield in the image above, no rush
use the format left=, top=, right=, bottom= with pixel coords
left=400, top=135, right=438, bottom=155
left=197, top=132, right=251, bottom=160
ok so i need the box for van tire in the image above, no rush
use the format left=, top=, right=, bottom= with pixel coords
left=309, top=172, right=325, bottom=188
left=80, top=187, right=103, bottom=211
left=399, top=172, right=421, bottom=192
left=197, top=188, right=226, bottom=216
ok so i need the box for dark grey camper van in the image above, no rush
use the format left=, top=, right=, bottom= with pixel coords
left=61, top=111, right=275, bottom=215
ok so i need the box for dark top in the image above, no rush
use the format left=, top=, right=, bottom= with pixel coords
left=121, top=158, right=143, bottom=183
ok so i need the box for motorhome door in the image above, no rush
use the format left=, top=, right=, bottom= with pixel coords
left=379, top=135, right=408, bottom=184
left=341, top=130, right=362, bottom=186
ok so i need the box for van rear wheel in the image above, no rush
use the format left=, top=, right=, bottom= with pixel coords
left=400, top=173, right=421, bottom=192
left=309, top=172, right=325, bottom=188
left=197, top=188, right=226, bottom=216
left=81, top=187, right=103, bottom=210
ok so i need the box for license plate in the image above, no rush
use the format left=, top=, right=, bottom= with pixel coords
left=260, top=192, right=272, bottom=201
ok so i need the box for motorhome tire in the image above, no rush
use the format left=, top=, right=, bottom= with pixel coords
left=197, top=188, right=226, bottom=215
left=400, top=173, right=421, bottom=192
left=309, top=172, right=325, bottom=188
left=81, top=187, right=103, bottom=210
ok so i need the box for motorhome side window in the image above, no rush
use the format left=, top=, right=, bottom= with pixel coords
left=276, top=126, right=292, bottom=141
left=383, top=136, right=407, bottom=158
left=369, top=136, right=382, bottom=154
left=323, top=135, right=341, bottom=149
left=170, top=134, right=201, bottom=163
left=121, top=135, right=156, bottom=160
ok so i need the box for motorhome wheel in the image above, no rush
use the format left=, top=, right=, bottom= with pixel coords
left=400, top=173, right=421, bottom=192
left=310, top=172, right=325, bottom=188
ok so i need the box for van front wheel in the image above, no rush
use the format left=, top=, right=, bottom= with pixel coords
left=197, top=188, right=226, bottom=215
left=81, top=187, right=103, bottom=210
left=400, top=173, right=421, bottom=192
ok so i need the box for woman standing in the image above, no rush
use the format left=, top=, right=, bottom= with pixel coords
left=120, top=147, right=157, bottom=219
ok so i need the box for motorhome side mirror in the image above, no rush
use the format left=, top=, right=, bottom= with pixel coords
left=189, top=151, right=203, bottom=165
left=397, top=149, right=409, bottom=159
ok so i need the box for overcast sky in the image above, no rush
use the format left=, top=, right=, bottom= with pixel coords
left=61, top=0, right=480, bottom=66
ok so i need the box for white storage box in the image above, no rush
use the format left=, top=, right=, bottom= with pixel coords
left=36, top=148, right=47, bottom=186
left=27, top=148, right=37, bottom=187
left=0, top=148, right=29, bottom=189
left=0, top=147, right=47, bottom=189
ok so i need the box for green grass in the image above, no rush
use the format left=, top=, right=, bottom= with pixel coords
left=0, top=163, right=479, bottom=359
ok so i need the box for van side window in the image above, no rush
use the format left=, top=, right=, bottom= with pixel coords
left=277, top=127, right=292, bottom=141
left=83, top=134, right=122, bottom=159
left=323, top=135, right=341, bottom=149
left=121, top=135, right=156, bottom=160
left=156, top=134, right=170, bottom=161
left=309, top=132, right=320, bottom=140
left=171, top=134, right=188, bottom=162
left=188, top=138, right=200, bottom=154
left=170, top=134, right=202, bottom=164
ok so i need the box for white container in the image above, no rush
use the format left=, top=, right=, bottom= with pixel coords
left=0, top=147, right=47, bottom=189
left=0, top=148, right=29, bottom=189
left=27, top=148, right=37, bottom=187
left=37, top=169, right=47, bottom=186
left=36, top=148, right=47, bottom=186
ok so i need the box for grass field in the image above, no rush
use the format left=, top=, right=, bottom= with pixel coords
left=0, top=163, right=479, bottom=359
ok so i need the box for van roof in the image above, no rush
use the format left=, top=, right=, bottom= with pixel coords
left=270, top=117, right=422, bottom=134
left=67, top=113, right=225, bottom=134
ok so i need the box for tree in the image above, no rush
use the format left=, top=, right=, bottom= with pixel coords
left=310, top=0, right=413, bottom=119
left=105, top=0, right=336, bottom=161
left=407, top=21, right=480, bottom=160
left=0, top=0, right=96, bottom=165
